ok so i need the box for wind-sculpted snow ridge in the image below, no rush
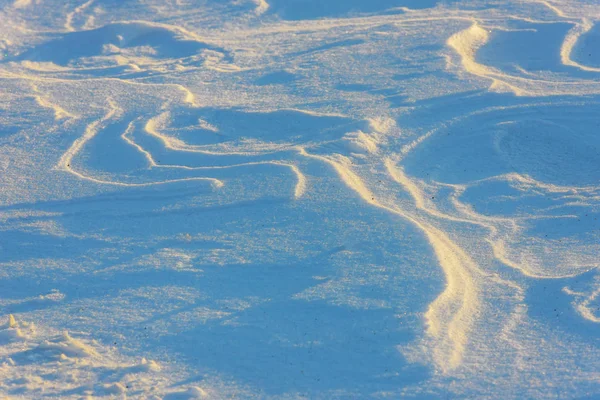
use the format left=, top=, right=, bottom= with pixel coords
left=396, top=95, right=600, bottom=364
left=445, top=0, right=600, bottom=96
left=53, top=98, right=383, bottom=199
left=2, top=0, right=600, bottom=398
left=17, top=21, right=223, bottom=64
left=447, top=20, right=600, bottom=96
left=0, top=314, right=220, bottom=398
left=565, top=20, right=600, bottom=71
left=7, top=20, right=235, bottom=78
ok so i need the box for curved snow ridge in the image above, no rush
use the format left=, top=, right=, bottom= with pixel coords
left=56, top=102, right=224, bottom=190
left=133, top=119, right=308, bottom=198
left=562, top=19, right=600, bottom=72
left=566, top=285, right=600, bottom=323
left=447, top=20, right=600, bottom=96
left=64, top=0, right=95, bottom=32
left=384, top=91, right=600, bottom=379
left=298, top=148, right=483, bottom=372
left=529, top=0, right=567, bottom=18
left=56, top=98, right=123, bottom=172
left=447, top=22, right=531, bottom=96
left=56, top=103, right=312, bottom=200
left=30, top=83, right=76, bottom=120
left=384, top=161, right=488, bottom=372
left=399, top=98, right=600, bottom=279
left=386, top=159, right=596, bottom=282
left=141, top=112, right=309, bottom=198
left=0, top=314, right=213, bottom=399
left=143, top=108, right=371, bottom=154
left=530, top=0, right=600, bottom=20
left=135, top=107, right=379, bottom=198
left=313, top=99, right=600, bottom=373
left=382, top=160, right=599, bottom=373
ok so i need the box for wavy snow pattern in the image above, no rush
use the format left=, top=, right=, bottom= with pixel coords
left=1, top=0, right=600, bottom=398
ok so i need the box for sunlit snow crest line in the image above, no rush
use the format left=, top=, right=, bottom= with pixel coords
left=56, top=104, right=222, bottom=188
left=65, top=0, right=95, bottom=32
left=384, top=160, right=596, bottom=283
left=560, top=19, right=600, bottom=73
left=31, top=84, right=76, bottom=120
left=289, top=163, right=307, bottom=199
left=565, top=286, right=600, bottom=323
left=384, top=163, right=533, bottom=280
left=125, top=116, right=306, bottom=198
left=120, top=118, right=155, bottom=167
left=447, top=21, right=600, bottom=96
left=177, top=85, right=200, bottom=107
left=447, top=23, right=527, bottom=96
left=417, top=222, right=480, bottom=371
left=57, top=99, right=122, bottom=173
left=299, top=148, right=480, bottom=372
left=383, top=161, right=483, bottom=371
left=529, top=0, right=567, bottom=18
left=384, top=160, right=488, bottom=227
left=142, top=113, right=307, bottom=198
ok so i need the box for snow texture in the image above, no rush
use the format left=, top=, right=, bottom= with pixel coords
left=1, top=0, right=600, bottom=398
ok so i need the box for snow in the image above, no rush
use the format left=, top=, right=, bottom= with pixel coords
left=1, top=0, right=600, bottom=398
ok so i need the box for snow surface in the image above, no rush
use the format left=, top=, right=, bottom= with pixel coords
left=1, top=0, right=600, bottom=398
